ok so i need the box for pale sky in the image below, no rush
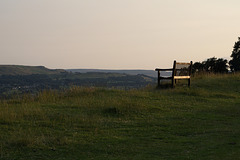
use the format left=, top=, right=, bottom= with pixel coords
left=0, top=0, right=240, bottom=69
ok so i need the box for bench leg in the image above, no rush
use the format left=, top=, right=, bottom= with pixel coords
left=172, top=78, right=175, bottom=88
left=188, top=79, right=191, bottom=87
left=157, top=71, right=160, bottom=87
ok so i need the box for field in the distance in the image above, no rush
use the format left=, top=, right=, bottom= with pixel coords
left=1, top=74, right=240, bottom=159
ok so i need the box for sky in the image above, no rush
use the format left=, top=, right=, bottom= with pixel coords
left=0, top=0, right=240, bottom=69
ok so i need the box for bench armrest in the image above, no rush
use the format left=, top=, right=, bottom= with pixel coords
left=155, top=68, right=173, bottom=71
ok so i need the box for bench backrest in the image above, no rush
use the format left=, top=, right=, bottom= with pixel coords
left=172, top=61, right=192, bottom=78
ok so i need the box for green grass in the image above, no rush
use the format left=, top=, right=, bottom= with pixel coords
left=1, top=74, right=240, bottom=159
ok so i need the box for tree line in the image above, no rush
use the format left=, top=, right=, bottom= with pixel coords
left=193, top=37, right=240, bottom=74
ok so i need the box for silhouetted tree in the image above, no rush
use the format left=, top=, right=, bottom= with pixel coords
left=192, top=62, right=204, bottom=73
left=229, top=37, right=240, bottom=72
left=215, top=58, right=228, bottom=73
left=193, top=57, right=228, bottom=74
left=203, top=57, right=217, bottom=72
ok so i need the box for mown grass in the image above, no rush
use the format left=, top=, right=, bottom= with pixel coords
left=1, top=73, right=240, bottom=159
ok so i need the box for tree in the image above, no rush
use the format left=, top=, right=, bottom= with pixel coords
left=193, top=57, right=228, bottom=74
left=229, top=37, right=240, bottom=72
left=203, top=57, right=217, bottom=72
left=192, top=62, right=204, bottom=73
left=215, top=58, right=228, bottom=73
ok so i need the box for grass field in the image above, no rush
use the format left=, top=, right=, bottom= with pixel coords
left=1, top=74, right=240, bottom=159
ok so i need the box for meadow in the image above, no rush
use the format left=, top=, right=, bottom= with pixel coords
left=1, top=74, right=240, bottom=159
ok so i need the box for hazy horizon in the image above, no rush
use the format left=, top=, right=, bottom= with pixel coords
left=1, top=0, right=240, bottom=69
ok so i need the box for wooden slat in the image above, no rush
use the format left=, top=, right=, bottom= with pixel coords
left=174, top=76, right=190, bottom=79
left=176, top=62, right=191, bottom=65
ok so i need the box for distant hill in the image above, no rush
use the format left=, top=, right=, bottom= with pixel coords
left=0, top=71, right=156, bottom=96
left=66, top=69, right=171, bottom=78
left=0, top=65, right=170, bottom=77
left=0, top=65, right=66, bottom=75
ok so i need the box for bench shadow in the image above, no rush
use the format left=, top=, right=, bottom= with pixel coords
left=156, top=83, right=173, bottom=89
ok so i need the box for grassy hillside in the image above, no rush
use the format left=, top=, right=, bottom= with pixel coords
left=0, top=65, right=66, bottom=75
left=1, top=74, right=240, bottom=159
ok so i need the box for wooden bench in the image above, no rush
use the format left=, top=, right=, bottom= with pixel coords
left=155, top=60, right=193, bottom=87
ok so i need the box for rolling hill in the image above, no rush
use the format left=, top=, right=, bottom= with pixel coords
left=0, top=66, right=157, bottom=96
left=0, top=65, right=66, bottom=75
left=0, top=65, right=170, bottom=78
left=66, top=69, right=171, bottom=77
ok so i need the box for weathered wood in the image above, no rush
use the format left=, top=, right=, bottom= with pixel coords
left=174, top=76, right=190, bottom=79
left=155, top=68, right=173, bottom=71
left=158, top=71, right=160, bottom=86
left=189, top=61, right=193, bottom=76
left=155, top=60, right=192, bottom=88
left=188, top=61, right=193, bottom=87
left=172, top=61, right=176, bottom=88
left=175, top=62, right=191, bottom=65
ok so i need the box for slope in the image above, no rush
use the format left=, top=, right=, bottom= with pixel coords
left=0, top=73, right=240, bottom=159
left=0, top=65, right=66, bottom=75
